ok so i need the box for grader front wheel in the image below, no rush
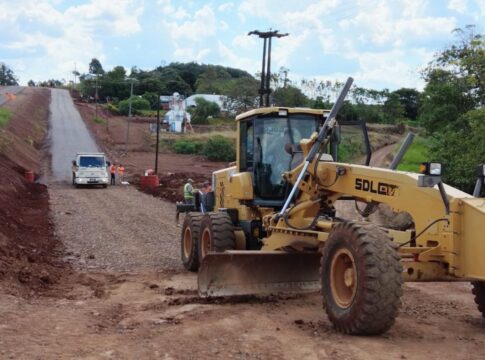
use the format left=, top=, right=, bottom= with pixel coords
left=198, top=212, right=235, bottom=263
left=321, top=222, right=403, bottom=335
left=181, top=212, right=204, bottom=272
left=471, top=281, right=485, bottom=318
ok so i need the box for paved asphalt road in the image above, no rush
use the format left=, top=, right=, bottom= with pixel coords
left=0, top=86, right=23, bottom=105
left=50, top=88, right=99, bottom=181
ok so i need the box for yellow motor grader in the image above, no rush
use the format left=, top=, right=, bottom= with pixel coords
left=179, top=77, right=485, bottom=335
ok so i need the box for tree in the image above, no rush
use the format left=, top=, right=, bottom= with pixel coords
left=190, top=97, right=220, bottom=124
left=420, top=26, right=484, bottom=133
left=430, top=108, right=485, bottom=192
left=0, top=63, right=18, bottom=86
left=273, top=85, right=309, bottom=107
left=382, top=92, right=405, bottom=123
left=393, top=88, right=420, bottom=120
left=420, top=69, right=474, bottom=133
left=27, top=80, right=36, bottom=87
left=195, top=67, right=231, bottom=94
left=89, top=58, right=105, bottom=75
left=419, top=26, right=485, bottom=193
left=141, top=92, right=159, bottom=110
left=433, top=25, right=485, bottom=106
left=223, top=77, right=259, bottom=113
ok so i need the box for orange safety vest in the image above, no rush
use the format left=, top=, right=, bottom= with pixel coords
left=110, top=165, right=116, bottom=174
left=117, top=166, right=125, bottom=175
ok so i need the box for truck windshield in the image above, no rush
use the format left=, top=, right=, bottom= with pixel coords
left=253, top=114, right=319, bottom=200
left=79, top=156, right=105, bottom=168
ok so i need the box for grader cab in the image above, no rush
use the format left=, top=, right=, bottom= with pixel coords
left=180, top=77, right=485, bottom=335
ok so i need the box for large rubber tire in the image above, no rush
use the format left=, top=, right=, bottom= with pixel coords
left=181, top=212, right=204, bottom=272
left=471, top=281, right=485, bottom=317
left=198, top=212, right=235, bottom=263
left=321, top=222, right=403, bottom=335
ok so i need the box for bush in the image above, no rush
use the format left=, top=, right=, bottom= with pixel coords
left=141, top=92, right=159, bottom=110
left=106, top=103, right=119, bottom=115
left=0, top=108, right=11, bottom=128
left=118, top=96, right=151, bottom=115
left=92, top=116, right=105, bottom=125
left=190, top=97, right=221, bottom=125
left=173, top=139, right=203, bottom=154
left=202, top=135, right=235, bottom=161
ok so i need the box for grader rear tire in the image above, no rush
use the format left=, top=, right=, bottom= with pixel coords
left=471, top=281, right=485, bottom=317
left=198, top=212, right=235, bottom=263
left=181, top=212, right=204, bottom=272
left=321, top=222, right=403, bottom=335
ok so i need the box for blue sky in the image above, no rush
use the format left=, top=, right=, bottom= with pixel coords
left=0, top=0, right=484, bottom=92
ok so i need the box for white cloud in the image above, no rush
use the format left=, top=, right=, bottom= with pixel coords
left=339, top=1, right=456, bottom=47
left=448, top=0, right=468, bottom=13
left=474, top=0, right=485, bottom=16
left=173, top=46, right=211, bottom=62
left=217, top=41, right=258, bottom=75
left=162, top=5, right=217, bottom=41
left=158, top=0, right=188, bottom=19
left=0, top=0, right=144, bottom=83
left=218, top=2, right=234, bottom=12
left=232, top=33, right=257, bottom=49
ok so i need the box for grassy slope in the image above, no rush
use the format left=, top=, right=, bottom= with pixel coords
left=396, top=136, right=431, bottom=172
left=0, top=107, right=12, bottom=128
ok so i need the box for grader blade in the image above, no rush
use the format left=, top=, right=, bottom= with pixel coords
left=198, top=251, right=321, bottom=297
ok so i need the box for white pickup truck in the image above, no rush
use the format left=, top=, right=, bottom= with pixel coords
left=72, top=152, right=109, bottom=188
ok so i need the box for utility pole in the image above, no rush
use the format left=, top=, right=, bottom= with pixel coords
left=155, top=94, right=161, bottom=174
left=94, top=73, right=100, bottom=121
left=248, top=29, right=289, bottom=107
left=124, top=77, right=137, bottom=154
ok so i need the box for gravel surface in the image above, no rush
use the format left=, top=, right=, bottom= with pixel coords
left=49, top=184, right=182, bottom=272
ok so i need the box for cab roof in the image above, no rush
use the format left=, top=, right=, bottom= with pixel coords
left=235, top=107, right=330, bottom=122
left=76, top=152, right=106, bottom=156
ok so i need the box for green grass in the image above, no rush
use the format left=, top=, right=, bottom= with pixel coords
left=207, top=117, right=234, bottom=126
left=0, top=108, right=12, bottom=128
left=396, top=137, right=432, bottom=172
left=92, top=116, right=106, bottom=125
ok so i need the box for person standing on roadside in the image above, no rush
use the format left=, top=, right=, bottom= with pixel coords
left=117, top=163, right=125, bottom=184
left=110, top=162, right=116, bottom=185
left=183, top=178, right=194, bottom=204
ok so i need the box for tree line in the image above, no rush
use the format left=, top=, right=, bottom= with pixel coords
left=3, top=25, right=483, bottom=192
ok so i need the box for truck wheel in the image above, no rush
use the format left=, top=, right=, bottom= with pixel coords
left=471, top=281, right=485, bottom=317
left=198, top=212, right=235, bottom=263
left=321, top=222, right=403, bottom=335
left=181, top=212, right=204, bottom=271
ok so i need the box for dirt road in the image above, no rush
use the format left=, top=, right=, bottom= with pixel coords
left=3, top=194, right=485, bottom=360
left=2, top=89, right=485, bottom=359
left=50, top=88, right=99, bottom=181
left=369, top=143, right=395, bottom=167
left=50, top=184, right=181, bottom=271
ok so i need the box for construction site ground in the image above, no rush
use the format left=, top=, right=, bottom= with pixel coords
left=1, top=88, right=485, bottom=359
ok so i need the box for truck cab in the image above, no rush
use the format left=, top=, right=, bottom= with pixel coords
left=72, top=152, right=109, bottom=188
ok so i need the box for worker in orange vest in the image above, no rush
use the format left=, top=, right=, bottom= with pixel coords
left=117, top=164, right=125, bottom=183
left=110, top=163, right=116, bottom=185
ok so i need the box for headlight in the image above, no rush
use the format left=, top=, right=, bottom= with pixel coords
left=419, top=162, right=442, bottom=176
